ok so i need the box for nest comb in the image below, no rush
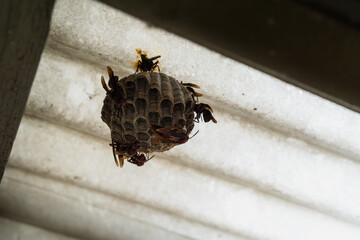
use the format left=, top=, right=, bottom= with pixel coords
left=101, top=68, right=196, bottom=154
left=101, top=50, right=216, bottom=167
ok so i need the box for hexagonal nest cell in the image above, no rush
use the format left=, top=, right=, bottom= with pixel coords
left=102, top=70, right=195, bottom=151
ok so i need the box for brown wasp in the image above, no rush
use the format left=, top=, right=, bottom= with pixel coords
left=128, top=153, right=154, bottom=166
left=134, top=49, right=161, bottom=73
left=101, top=66, right=127, bottom=106
left=110, top=140, right=153, bottom=167
left=181, top=82, right=203, bottom=102
left=194, top=103, right=217, bottom=123
left=110, top=140, right=140, bottom=167
left=151, top=124, right=199, bottom=145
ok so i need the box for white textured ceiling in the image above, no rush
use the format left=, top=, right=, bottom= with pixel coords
left=1, top=0, right=360, bottom=239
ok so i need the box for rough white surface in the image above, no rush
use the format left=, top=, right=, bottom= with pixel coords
left=48, top=0, right=360, bottom=160
left=2, top=0, right=360, bottom=239
left=5, top=116, right=360, bottom=240
left=1, top=167, right=213, bottom=240
left=26, top=46, right=360, bottom=226
left=0, top=217, right=79, bottom=240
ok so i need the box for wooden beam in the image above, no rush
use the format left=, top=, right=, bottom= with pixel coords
left=0, top=0, right=55, bottom=181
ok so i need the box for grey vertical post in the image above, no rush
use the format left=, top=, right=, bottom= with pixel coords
left=0, top=0, right=55, bottom=181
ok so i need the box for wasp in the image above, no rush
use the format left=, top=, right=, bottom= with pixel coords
left=101, top=66, right=127, bottom=106
left=181, top=82, right=203, bottom=102
left=151, top=124, right=199, bottom=145
left=134, top=49, right=161, bottom=73
left=110, top=140, right=140, bottom=167
left=151, top=125, right=189, bottom=145
left=110, top=140, right=154, bottom=167
left=128, top=153, right=154, bottom=166
left=194, top=103, right=217, bottom=123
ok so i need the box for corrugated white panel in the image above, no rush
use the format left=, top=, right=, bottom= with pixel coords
left=1, top=167, right=219, bottom=240
left=2, top=0, right=360, bottom=239
left=0, top=217, right=80, bottom=240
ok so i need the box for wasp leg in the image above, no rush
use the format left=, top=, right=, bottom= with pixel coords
left=136, top=60, right=142, bottom=73
left=152, top=61, right=160, bottom=72
left=111, top=142, right=119, bottom=167
left=194, top=92, right=203, bottom=102
left=117, top=156, right=127, bottom=168
left=186, top=87, right=202, bottom=102
left=189, top=130, right=200, bottom=139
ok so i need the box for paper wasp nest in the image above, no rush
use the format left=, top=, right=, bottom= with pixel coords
left=101, top=71, right=195, bottom=153
left=101, top=50, right=216, bottom=167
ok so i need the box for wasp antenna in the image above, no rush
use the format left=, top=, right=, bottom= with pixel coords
left=138, top=49, right=147, bottom=56
left=149, top=155, right=155, bottom=160
left=189, top=130, right=200, bottom=139
left=182, top=82, right=200, bottom=88
left=107, top=66, right=114, bottom=78
left=194, top=92, right=203, bottom=97
left=205, top=104, right=214, bottom=112
left=212, top=116, right=218, bottom=124
left=136, top=49, right=142, bottom=55
left=150, top=55, right=161, bottom=60
left=101, top=76, right=110, bottom=92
